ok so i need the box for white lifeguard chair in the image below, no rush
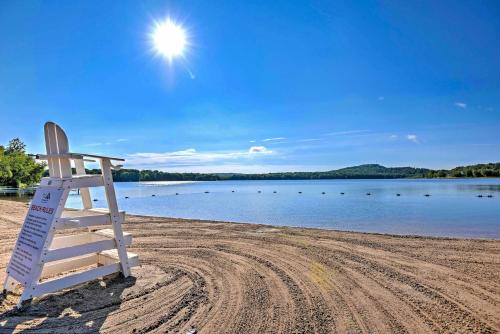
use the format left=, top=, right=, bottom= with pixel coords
left=3, top=122, right=138, bottom=307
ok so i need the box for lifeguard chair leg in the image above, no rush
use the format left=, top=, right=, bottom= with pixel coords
left=100, top=158, right=131, bottom=277
left=74, top=159, right=93, bottom=210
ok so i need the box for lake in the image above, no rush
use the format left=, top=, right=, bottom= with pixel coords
left=56, top=179, right=499, bottom=239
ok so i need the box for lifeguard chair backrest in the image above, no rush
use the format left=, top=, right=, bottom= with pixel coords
left=44, top=122, right=72, bottom=178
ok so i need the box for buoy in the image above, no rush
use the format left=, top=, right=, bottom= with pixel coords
left=273, top=191, right=277, bottom=193
left=204, top=191, right=209, bottom=193
left=93, top=198, right=98, bottom=202
left=298, top=191, right=302, bottom=194
left=424, top=194, right=430, bottom=197
left=258, top=190, right=262, bottom=193
left=175, top=193, right=179, bottom=195
left=322, top=192, right=326, bottom=194
left=232, top=190, right=235, bottom=192
left=487, top=194, right=493, bottom=198
left=477, top=194, right=483, bottom=198
left=366, top=193, right=371, bottom=196
left=340, top=192, right=345, bottom=195
left=396, top=194, right=401, bottom=196
left=152, top=194, right=156, bottom=197
left=125, top=196, right=129, bottom=199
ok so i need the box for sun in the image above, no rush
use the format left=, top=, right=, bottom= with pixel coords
left=152, top=18, right=187, bottom=62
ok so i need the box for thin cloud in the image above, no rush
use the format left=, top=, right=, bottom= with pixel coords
left=324, top=130, right=369, bottom=136
left=297, top=138, right=321, bottom=142
left=116, top=138, right=128, bottom=142
left=249, top=140, right=256, bottom=143
left=262, top=137, right=286, bottom=142
left=378, top=96, right=385, bottom=101
left=86, top=141, right=114, bottom=146
left=407, top=134, right=418, bottom=143
left=455, top=102, right=467, bottom=109
left=249, top=146, right=271, bottom=154
left=389, top=134, right=398, bottom=139
left=126, top=146, right=273, bottom=168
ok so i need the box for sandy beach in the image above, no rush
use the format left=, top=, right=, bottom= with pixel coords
left=0, top=199, right=499, bottom=333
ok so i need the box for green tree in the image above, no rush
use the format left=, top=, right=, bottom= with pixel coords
left=5, top=138, right=26, bottom=154
left=0, top=138, right=46, bottom=188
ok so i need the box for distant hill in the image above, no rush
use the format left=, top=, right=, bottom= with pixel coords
left=80, top=163, right=500, bottom=182
left=222, top=164, right=431, bottom=180
left=325, top=164, right=431, bottom=179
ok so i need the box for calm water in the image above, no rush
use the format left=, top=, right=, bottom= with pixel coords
left=59, top=179, right=500, bottom=239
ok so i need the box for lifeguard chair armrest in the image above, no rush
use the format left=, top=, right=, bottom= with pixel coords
left=36, top=153, right=125, bottom=162
left=36, top=153, right=84, bottom=160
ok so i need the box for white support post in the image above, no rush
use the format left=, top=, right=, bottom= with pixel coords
left=74, top=159, right=93, bottom=210
left=100, top=158, right=131, bottom=277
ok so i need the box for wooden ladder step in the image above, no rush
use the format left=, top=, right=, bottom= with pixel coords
left=41, top=254, right=98, bottom=278
left=33, top=262, right=123, bottom=299
left=39, top=175, right=104, bottom=189
left=45, top=229, right=132, bottom=262
left=41, top=250, right=138, bottom=279
left=34, top=250, right=139, bottom=298
left=99, top=249, right=139, bottom=267
left=56, top=209, right=125, bottom=229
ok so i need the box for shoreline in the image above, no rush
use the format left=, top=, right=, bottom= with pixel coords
left=1, top=199, right=499, bottom=333
left=124, top=212, right=500, bottom=241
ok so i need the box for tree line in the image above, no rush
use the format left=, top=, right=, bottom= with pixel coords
left=88, top=163, right=500, bottom=182
left=0, top=138, right=499, bottom=187
left=425, top=163, right=500, bottom=178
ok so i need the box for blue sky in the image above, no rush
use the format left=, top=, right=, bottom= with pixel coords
left=0, top=0, right=499, bottom=172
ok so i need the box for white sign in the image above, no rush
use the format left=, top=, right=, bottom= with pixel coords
left=7, top=186, right=64, bottom=285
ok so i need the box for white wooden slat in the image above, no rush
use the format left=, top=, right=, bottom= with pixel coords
left=99, top=250, right=139, bottom=267
left=55, top=210, right=124, bottom=230
left=44, top=237, right=132, bottom=263
left=49, top=233, right=94, bottom=249
left=41, top=254, right=98, bottom=278
left=49, top=230, right=132, bottom=250
left=44, top=122, right=60, bottom=177
left=74, top=159, right=93, bottom=209
left=36, top=153, right=84, bottom=160
left=39, top=175, right=104, bottom=189
left=39, top=177, right=64, bottom=188
left=76, top=153, right=125, bottom=161
left=54, top=123, right=72, bottom=178
left=64, top=175, right=104, bottom=188
left=32, top=262, right=122, bottom=298
left=55, top=215, right=109, bottom=230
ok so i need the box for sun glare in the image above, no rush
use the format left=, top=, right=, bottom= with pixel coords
left=152, top=18, right=187, bottom=62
